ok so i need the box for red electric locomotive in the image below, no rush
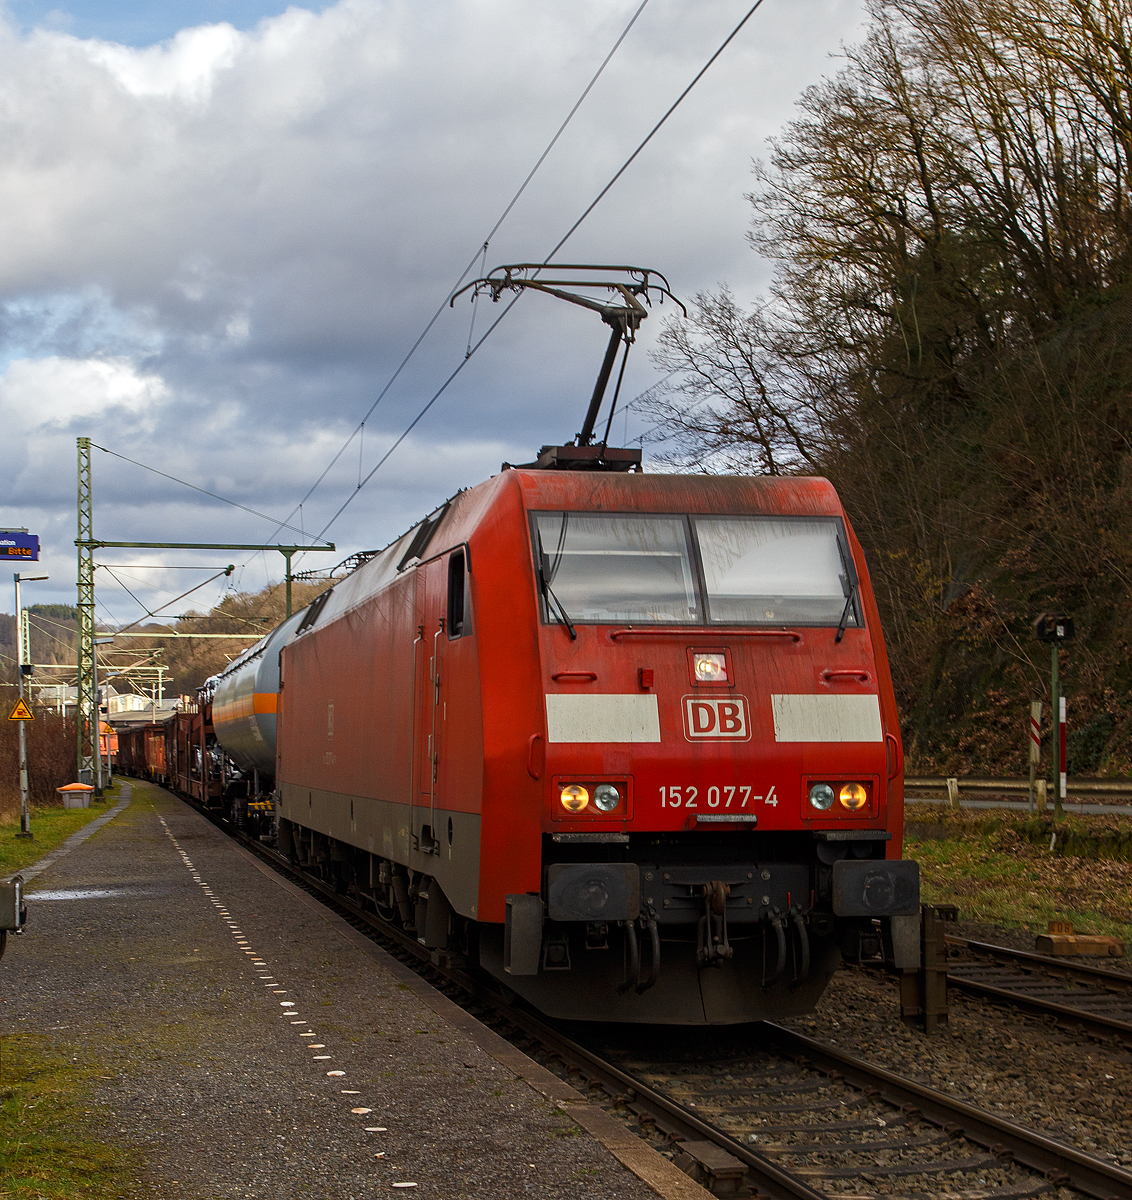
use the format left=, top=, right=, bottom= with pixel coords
left=210, top=267, right=919, bottom=1024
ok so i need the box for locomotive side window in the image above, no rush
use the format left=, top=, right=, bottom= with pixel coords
left=447, top=548, right=469, bottom=638
left=693, top=516, right=860, bottom=627
left=533, top=513, right=699, bottom=624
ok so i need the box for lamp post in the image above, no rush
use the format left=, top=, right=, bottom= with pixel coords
left=92, top=636, right=115, bottom=798
left=14, top=572, right=49, bottom=839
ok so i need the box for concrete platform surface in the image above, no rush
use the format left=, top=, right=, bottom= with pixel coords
left=1, top=783, right=710, bottom=1199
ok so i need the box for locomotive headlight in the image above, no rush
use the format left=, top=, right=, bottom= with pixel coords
left=560, top=784, right=589, bottom=813
left=808, top=783, right=835, bottom=811
left=694, top=652, right=727, bottom=682
left=839, top=783, right=868, bottom=811
left=593, top=784, right=620, bottom=812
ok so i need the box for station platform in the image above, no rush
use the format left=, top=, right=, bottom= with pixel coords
left=2, top=783, right=709, bottom=1199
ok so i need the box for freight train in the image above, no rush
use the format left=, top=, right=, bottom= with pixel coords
left=116, top=265, right=919, bottom=1024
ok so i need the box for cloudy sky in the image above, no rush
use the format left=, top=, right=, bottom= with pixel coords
left=0, top=0, right=869, bottom=623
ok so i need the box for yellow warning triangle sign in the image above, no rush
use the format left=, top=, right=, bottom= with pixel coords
left=7, top=698, right=34, bottom=721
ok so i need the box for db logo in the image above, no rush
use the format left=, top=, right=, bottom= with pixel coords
left=681, top=695, right=751, bottom=741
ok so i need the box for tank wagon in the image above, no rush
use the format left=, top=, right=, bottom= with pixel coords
left=209, top=467, right=918, bottom=1023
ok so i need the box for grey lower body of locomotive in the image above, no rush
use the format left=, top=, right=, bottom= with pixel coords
left=497, top=856, right=919, bottom=1023
left=275, top=801, right=919, bottom=1025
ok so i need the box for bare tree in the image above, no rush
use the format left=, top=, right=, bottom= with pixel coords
left=642, top=289, right=824, bottom=475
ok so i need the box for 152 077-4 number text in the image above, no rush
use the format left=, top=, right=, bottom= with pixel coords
left=659, top=785, right=778, bottom=809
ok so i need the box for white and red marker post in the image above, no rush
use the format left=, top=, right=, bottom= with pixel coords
left=1058, top=695, right=1068, bottom=811
left=1028, top=701, right=1042, bottom=813
left=1033, top=612, right=1074, bottom=819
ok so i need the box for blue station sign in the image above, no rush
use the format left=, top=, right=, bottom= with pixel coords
left=0, top=532, right=39, bottom=561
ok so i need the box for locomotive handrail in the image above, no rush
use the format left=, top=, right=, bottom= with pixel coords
left=526, top=734, right=545, bottom=780
left=550, top=671, right=598, bottom=683
left=886, top=732, right=902, bottom=781
left=608, top=627, right=803, bottom=643
left=821, top=668, right=872, bottom=683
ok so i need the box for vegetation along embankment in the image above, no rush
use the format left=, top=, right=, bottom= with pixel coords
left=905, top=802, right=1132, bottom=940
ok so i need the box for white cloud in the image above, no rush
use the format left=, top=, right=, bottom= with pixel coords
left=0, top=354, right=168, bottom=430
left=83, top=21, right=244, bottom=100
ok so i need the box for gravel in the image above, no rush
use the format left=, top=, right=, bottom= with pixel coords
left=1, top=783, right=661, bottom=1199
left=782, top=958, right=1132, bottom=1170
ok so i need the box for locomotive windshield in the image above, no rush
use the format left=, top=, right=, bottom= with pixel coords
left=532, top=511, right=859, bottom=628
left=534, top=513, right=699, bottom=624
left=693, top=516, right=858, bottom=626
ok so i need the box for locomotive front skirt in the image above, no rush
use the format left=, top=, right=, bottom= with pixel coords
left=206, top=469, right=918, bottom=1024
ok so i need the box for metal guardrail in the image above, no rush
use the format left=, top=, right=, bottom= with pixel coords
left=905, top=776, right=1132, bottom=798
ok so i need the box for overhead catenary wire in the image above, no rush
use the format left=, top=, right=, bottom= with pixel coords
left=311, top=0, right=771, bottom=543
left=104, top=566, right=236, bottom=634
left=91, top=443, right=329, bottom=546
left=23, top=614, right=80, bottom=655
left=263, top=0, right=653, bottom=548
left=312, top=295, right=523, bottom=540
left=544, top=0, right=768, bottom=264
left=99, top=565, right=223, bottom=592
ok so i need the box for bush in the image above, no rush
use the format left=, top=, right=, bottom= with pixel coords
left=0, top=708, right=78, bottom=820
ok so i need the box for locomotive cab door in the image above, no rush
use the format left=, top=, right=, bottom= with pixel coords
left=413, top=559, right=446, bottom=854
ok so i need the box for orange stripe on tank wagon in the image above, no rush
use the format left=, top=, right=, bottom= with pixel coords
left=212, top=696, right=252, bottom=722
left=213, top=692, right=276, bottom=723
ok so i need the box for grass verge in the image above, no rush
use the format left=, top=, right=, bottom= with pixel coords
left=0, top=1034, right=139, bottom=1199
left=905, top=802, right=1132, bottom=939
left=0, top=783, right=125, bottom=879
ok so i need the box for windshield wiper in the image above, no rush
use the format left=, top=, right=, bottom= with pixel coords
left=538, top=548, right=577, bottom=641
left=544, top=579, right=578, bottom=641
left=835, top=578, right=858, bottom=643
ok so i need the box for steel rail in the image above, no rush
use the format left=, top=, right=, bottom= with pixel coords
left=947, top=936, right=1132, bottom=989
left=763, top=1025, right=1132, bottom=1200
left=944, top=973, right=1132, bottom=1046
left=176, top=790, right=1132, bottom=1200
left=488, top=1007, right=829, bottom=1200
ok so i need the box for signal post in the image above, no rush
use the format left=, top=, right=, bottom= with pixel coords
left=4, top=534, right=48, bottom=838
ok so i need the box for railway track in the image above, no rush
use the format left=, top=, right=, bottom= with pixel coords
left=515, top=1010, right=1132, bottom=1200
left=944, top=937, right=1132, bottom=1047
left=178, top=791, right=1132, bottom=1200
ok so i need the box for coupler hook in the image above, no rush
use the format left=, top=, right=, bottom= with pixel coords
left=697, top=881, right=733, bottom=966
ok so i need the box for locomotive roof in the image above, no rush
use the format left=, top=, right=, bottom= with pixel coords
left=286, top=470, right=845, bottom=639
left=510, top=469, right=842, bottom=516
left=205, top=470, right=848, bottom=682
